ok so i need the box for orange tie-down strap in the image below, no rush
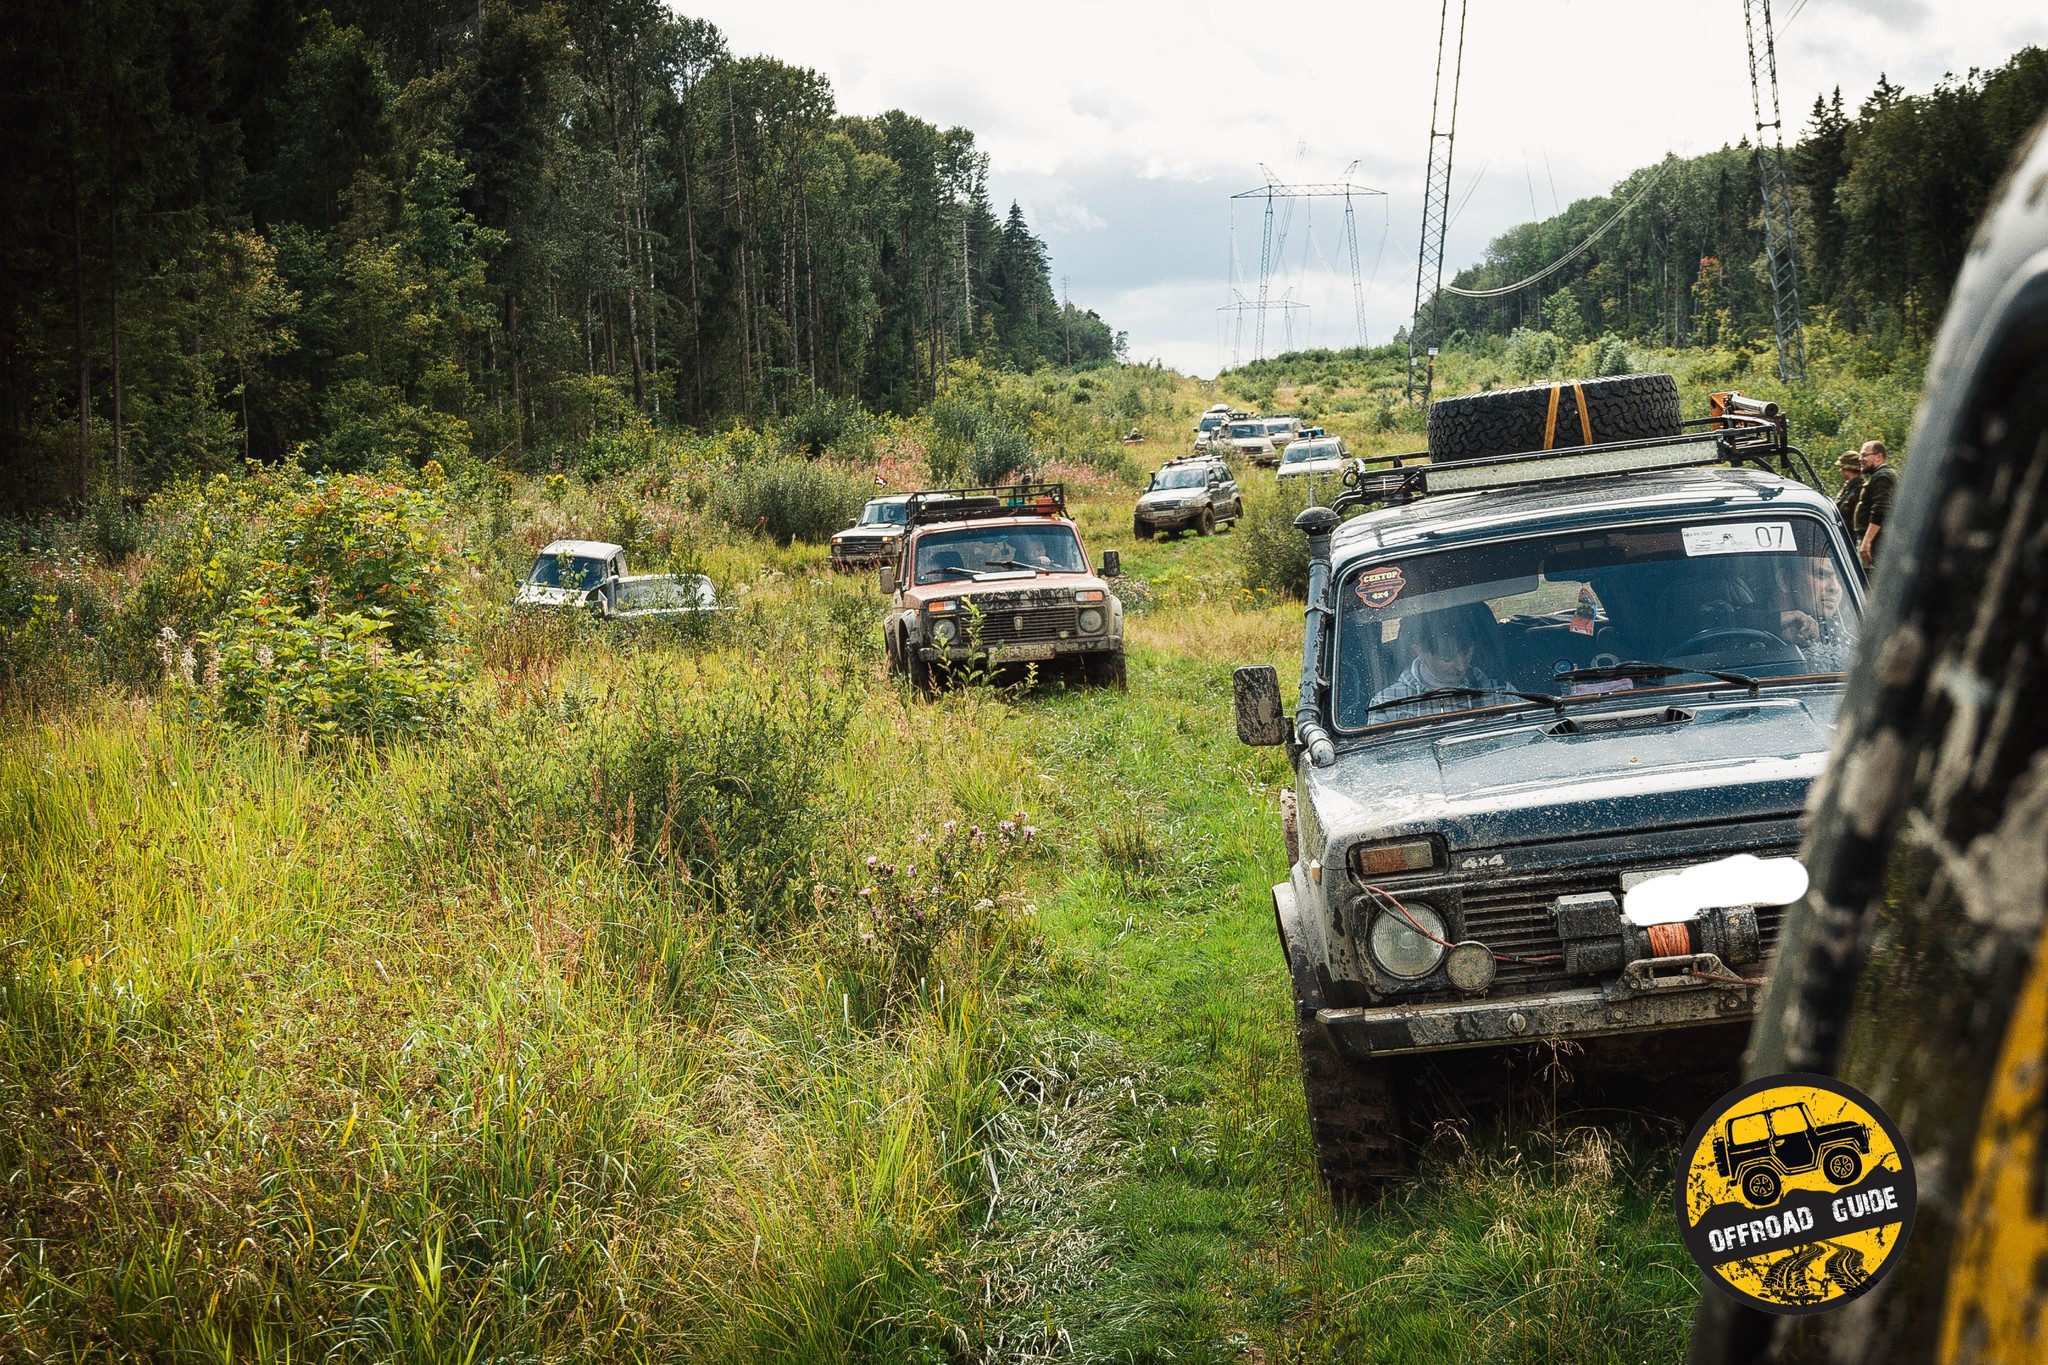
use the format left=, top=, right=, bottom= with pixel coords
left=1541, top=382, right=1597, bottom=450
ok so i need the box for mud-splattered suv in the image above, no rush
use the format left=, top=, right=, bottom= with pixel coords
left=882, top=483, right=1126, bottom=689
left=1234, top=377, right=1857, bottom=1199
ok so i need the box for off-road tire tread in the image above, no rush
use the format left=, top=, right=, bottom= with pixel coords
left=1295, top=1012, right=1407, bottom=1202
left=1427, top=372, right=1682, bottom=463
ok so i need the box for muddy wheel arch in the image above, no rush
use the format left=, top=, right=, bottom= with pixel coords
left=1689, top=112, right=2048, bottom=1363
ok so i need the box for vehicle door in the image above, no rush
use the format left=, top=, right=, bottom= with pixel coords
left=1206, top=466, right=1233, bottom=514
left=1767, top=1104, right=1819, bottom=1173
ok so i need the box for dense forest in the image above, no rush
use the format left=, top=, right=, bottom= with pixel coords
left=0, top=0, right=1122, bottom=509
left=1425, top=49, right=2048, bottom=355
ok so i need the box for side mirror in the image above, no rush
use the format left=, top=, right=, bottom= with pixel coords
left=878, top=564, right=897, bottom=594
left=1101, top=549, right=1121, bottom=578
left=1234, top=665, right=1289, bottom=746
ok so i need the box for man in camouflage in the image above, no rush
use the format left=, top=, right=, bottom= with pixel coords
left=1854, top=440, right=1896, bottom=569
left=1833, top=451, right=1864, bottom=535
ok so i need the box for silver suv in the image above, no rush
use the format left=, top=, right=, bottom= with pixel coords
left=1133, top=456, right=1242, bottom=539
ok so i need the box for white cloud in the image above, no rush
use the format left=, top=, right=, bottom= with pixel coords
left=689, top=0, right=2048, bottom=370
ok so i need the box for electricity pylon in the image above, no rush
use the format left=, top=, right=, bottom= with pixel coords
left=1745, top=0, right=1807, bottom=382
left=1408, top=0, right=1466, bottom=399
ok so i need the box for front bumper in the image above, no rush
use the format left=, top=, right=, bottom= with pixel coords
left=916, top=635, right=1118, bottom=665
left=1317, top=970, right=1763, bottom=1063
left=831, top=544, right=895, bottom=569
left=1136, top=502, right=1207, bottom=529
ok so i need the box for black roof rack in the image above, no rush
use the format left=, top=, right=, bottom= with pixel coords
left=1327, top=403, right=1821, bottom=514
left=904, top=482, right=1067, bottom=526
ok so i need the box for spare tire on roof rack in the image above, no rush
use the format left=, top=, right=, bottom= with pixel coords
left=1426, top=372, right=1682, bottom=463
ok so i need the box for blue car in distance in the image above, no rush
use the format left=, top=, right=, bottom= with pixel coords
left=1234, top=379, right=1858, bottom=1200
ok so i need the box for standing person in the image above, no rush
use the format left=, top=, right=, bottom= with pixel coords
left=1853, top=440, right=1897, bottom=569
left=1833, top=451, right=1864, bottom=535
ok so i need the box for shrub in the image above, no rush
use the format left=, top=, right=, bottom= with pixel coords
left=84, top=497, right=143, bottom=562
left=1506, top=328, right=1564, bottom=382
left=265, top=475, right=456, bottom=654
left=206, top=594, right=462, bottom=741
left=821, top=815, right=1038, bottom=1022
left=780, top=390, right=874, bottom=457
left=968, top=421, right=1033, bottom=484
left=718, top=459, right=865, bottom=544
left=1591, top=334, right=1635, bottom=377
left=446, top=656, right=855, bottom=929
left=1235, top=479, right=1324, bottom=600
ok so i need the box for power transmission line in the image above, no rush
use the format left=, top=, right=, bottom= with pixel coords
left=1440, top=160, right=1675, bottom=299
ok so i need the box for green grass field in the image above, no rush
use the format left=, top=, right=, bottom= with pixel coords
left=0, top=367, right=1742, bottom=1361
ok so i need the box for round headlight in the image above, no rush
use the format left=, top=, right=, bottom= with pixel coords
left=1369, top=901, right=1446, bottom=979
left=931, top=618, right=958, bottom=645
left=1078, top=607, right=1105, bottom=633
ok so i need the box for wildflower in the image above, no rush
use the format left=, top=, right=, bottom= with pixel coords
left=857, top=887, right=872, bottom=898
left=865, top=855, right=880, bottom=869
left=999, top=820, right=1016, bottom=835
left=943, top=819, right=957, bottom=834
left=905, top=865, right=916, bottom=878
left=1023, top=825, right=1039, bottom=839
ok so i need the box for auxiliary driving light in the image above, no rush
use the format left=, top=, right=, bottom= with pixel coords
left=1369, top=901, right=1446, bottom=978
left=1445, top=940, right=1496, bottom=993
left=1352, top=838, right=1439, bottom=878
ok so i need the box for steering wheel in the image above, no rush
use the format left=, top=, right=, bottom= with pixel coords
left=1666, top=627, right=1799, bottom=663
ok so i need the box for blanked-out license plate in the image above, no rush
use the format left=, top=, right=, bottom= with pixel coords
left=996, top=643, right=1057, bottom=662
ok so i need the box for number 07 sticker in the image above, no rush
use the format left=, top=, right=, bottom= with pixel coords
left=1682, top=522, right=1796, bottom=556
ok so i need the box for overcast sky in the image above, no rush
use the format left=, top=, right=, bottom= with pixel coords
left=691, top=0, right=2045, bottom=376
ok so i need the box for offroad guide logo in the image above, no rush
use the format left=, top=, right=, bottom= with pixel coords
left=1676, top=1073, right=1915, bottom=1314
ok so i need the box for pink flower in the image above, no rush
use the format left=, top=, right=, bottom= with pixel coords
left=865, top=855, right=879, bottom=869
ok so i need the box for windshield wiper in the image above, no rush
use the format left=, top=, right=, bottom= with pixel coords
left=1554, top=661, right=1761, bottom=696
left=1366, top=685, right=1564, bottom=717
left=980, top=558, right=1046, bottom=574
left=928, top=565, right=978, bottom=580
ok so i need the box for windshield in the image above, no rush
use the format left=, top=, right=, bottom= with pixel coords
left=860, top=500, right=908, bottom=526
left=1197, top=415, right=1226, bottom=432
left=1265, top=419, right=1297, bottom=435
left=1332, top=515, right=1858, bottom=730
left=914, top=526, right=1087, bottom=583
left=528, top=553, right=609, bottom=589
left=1226, top=422, right=1265, bottom=439
left=1150, top=465, right=1211, bottom=490
left=1284, top=440, right=1342, bottom=464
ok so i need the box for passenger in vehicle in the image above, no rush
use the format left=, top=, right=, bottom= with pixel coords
left=1368, top=602, right=1506, bottom=722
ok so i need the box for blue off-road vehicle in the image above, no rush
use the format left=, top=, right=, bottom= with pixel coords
left=1235, top=376, right=1858, bottom=1199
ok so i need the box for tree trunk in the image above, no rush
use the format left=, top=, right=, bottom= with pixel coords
left=70, top=154, right=91, bottom=500
left=508, top=292, right=523, bottom=460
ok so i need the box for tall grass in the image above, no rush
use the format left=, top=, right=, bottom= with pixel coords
left=4, top=372, right=1721, bottom=1359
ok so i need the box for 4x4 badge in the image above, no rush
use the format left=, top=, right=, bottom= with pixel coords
left=1356, top=566, right=1405, bottom=609
left=1677, top=1072, right=1915, bottom=1314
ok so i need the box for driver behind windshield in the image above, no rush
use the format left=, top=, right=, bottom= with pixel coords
left=1368, top=602, right=1506, bottom=722
left=1770, top=552, right=1856, bottom=672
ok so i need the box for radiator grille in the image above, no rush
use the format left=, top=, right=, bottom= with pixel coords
left=1457, top=844, right=1799, bottom=993
left=966, top=603, right=1079, bottom=645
